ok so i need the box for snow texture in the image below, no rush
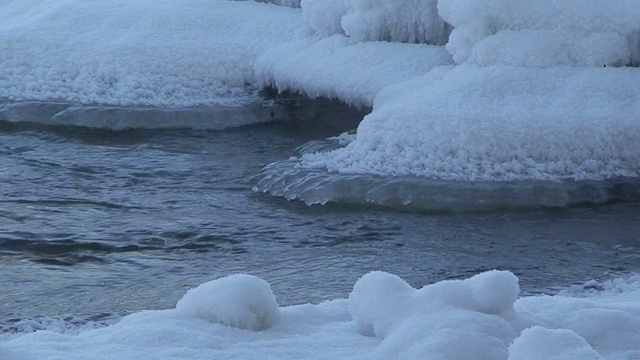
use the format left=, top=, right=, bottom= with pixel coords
left=2, top=0, right=639, bottom=181
left=175, top=274, right=279, bottom=331
left=302, top=0, right=450, bottom=44
left=255, top=35, right=453, bottom=106
left=4, top=271, right=640, bottom=360
left=508, top=326, right=604, bottom=360
left=439, top=0, right=640, bottom=67
left=301, top=65, right=640, bottom=181
left=0, top=0, right=305, bottom=107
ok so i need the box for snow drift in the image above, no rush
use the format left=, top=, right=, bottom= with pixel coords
left=3, top=271, right=640, bottom=360
left=1, top=0, right=639, bottom=201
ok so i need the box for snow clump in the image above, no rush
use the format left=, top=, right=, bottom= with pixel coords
left=175, top=274, right=279, bottom=331
left=302, top=0, right=450, bottom=44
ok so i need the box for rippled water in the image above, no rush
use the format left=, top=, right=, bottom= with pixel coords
left=1, top=108, right=640, bottom=328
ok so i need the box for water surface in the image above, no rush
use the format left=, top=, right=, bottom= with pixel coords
left=1, top=114, right=639, bottom=325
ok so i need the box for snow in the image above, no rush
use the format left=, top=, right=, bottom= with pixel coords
left=254, top=35, right=452, bottom=106
left=508, top=326, right=604, bottom=360
left=3, top=0, right=639, bottom=181
left=0, top=0, right=306, bottom=108
left=302, top=0, right=450, bottom=44
left=301, top=64, right=640, bottom=181
left=438, top=0, right=640, bottom=66
left=3, top=271, right=640, bottom=360
left=175, top=274, right=280, bottom=331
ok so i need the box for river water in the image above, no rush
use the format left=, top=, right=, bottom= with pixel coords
left=1, top=104, right=640, bottom=331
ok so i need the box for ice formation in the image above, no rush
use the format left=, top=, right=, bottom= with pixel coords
left=293, top=0, right=640, bottom=183
left=4, top=271, right=640, bottom=359
left=302, top=65, right=640, bottom=182
left=1, top=0, right=639, bottom=189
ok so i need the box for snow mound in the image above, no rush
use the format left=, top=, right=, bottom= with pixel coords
left=175, top=274, right=279, bottom=331
left=4, top=272, right=640, bottom=359
left=349, top=270, right=522, bottom=359
left=301, top=0, right=450, bottom=44
left=255, top=35, right=452, bottom=106
left=301, top=65, right=640, bottom=182
left=348, top=271, right=414, bottom=337
left=508, top=326, right=603, bottom=360
left=439, top=0, right=640, bottom=67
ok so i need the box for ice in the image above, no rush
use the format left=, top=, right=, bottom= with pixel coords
left=257, top=0, right=301, bottom=7
left=4, top=271, right=640, bottom=360
left=0, top=101, right=285, bottom=130
left=252, top=151, right=640, bottom=211
left=176, top=274, right=279, bottom=331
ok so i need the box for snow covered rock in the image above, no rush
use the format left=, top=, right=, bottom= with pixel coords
left=175, top=274, right=279, bottom=331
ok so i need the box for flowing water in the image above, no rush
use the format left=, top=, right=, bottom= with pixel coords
left=1, top=103, right=640, bottom=332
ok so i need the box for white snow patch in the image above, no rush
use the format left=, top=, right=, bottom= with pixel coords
left=508, top=326, right=604, bottom=360
left=176, top=274, right=279, bottom=331
left=0, top=0, right=306, bottom=107
left=438, top=0, right=640, bottom=66
left=302, top=65, right=640, bottom=181
left=301, top=0, right=449, bottom=44
left=255, top=35, right=452, bottom=106
left=3, top=271, right=640, bottom=360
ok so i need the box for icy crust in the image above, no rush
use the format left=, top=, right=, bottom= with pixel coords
left=4, top=271, right=640, bottom=360
left=302, top=65, right=640, bottom=182
left=0, top=101, right=285, bottom=130
left=257, top=0, right=301, bottom=7
left=302, top=0, right=450, bottom=44
left=439, top=0, right=640, bottom=66
left=255, top=36, right=453, bottom=107
left=252, top=158, right=640, bottom=211
left=0, top=0, right=305, bottom=108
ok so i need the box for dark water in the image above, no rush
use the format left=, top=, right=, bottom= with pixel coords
left=1, top=113, right=640, bottom=325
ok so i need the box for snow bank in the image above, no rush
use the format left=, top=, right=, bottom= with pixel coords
left=0, top=0, right=305, bottom=108
left=253, top=145, right=640, bottom=211
left=439, top=0, right=640, bottom=67
left=3, top=0, right=639, bottom=183
left=255, top=35, right=452, bottom=106
left=508, top=326, right=603, bottom=360
left=302, top=0, right=450, bottom=44
left=300, top=65, right=640, bottom=182
left=4, top=271, right=640, bottom=360
left=275, top=0, right=640, bottom=185
left=175, top=274, right=279, bottom=331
